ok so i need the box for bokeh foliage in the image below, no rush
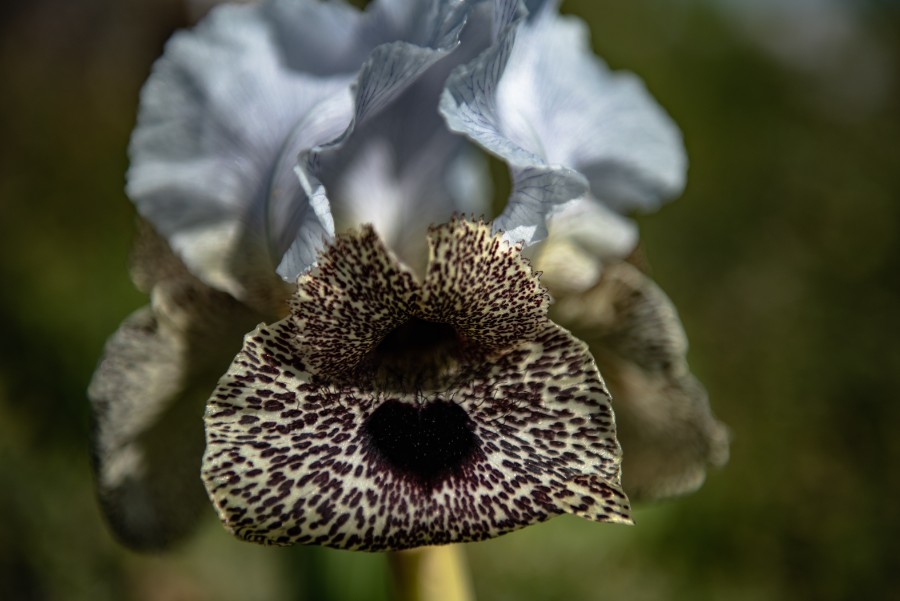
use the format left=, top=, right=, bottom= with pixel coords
left=1, top=0, right=898, bottom=599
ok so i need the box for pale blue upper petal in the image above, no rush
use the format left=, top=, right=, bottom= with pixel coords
left=313, top=4, right=494, bottom=268
left=278, top=0, right=467, bottom=280
left=497, top=3, right=686, bottom=212
left=264, top=0, right=392, bottom=75
left=440, top=0, right=686, bottom=246
left=127, top=2, right=354, bottom=303
left=129, top=0, right=473, bottom=296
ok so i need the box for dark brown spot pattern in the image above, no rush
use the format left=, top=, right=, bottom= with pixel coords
left=202, top=218, right=630, bottom=551
left=417, top=219, right=548, bottom=350
left=289, top=226, right=419, bottom=378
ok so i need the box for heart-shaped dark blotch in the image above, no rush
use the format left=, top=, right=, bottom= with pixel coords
left=363, top=399, right=482, bottom=488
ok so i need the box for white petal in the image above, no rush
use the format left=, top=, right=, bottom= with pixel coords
left=530, top=197, right=638, bottom=293
left=548, top=196, right=639, bottom=261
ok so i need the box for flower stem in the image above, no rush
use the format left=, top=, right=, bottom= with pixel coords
left=387, top=545, right=474, bottom=601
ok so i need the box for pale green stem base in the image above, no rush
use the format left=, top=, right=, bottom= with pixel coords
left=387, top=545, right=474, bottom=601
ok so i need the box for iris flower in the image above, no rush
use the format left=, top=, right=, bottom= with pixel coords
left=89, top=0, right=727, bottom=552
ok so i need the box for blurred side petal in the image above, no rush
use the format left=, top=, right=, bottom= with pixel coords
left=550, top=261, right=729, bottom=501
left=90, top=306, right=206, bottom=550
left=441, top=0, right=686, bottom=245
left=531, top=197, right=639, bottom=295
left=89, top=230, right=262, bottom=549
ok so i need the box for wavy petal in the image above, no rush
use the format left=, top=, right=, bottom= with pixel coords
left=324, top=5, right=496, bottom=268
left=496, top=4, right=686, bottom=212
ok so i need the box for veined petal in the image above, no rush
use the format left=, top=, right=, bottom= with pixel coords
left=550, top=261, right=729, bottom=501
left=492, top=166, right=589, bottom=246
left=440, top=0, right=686, bottom=244
left=203, top=219, right=630, bottom=551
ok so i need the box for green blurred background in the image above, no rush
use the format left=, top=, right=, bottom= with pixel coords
left=2, top=0, right=898, bottom=599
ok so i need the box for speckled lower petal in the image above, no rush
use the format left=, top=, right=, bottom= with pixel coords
left=550, top=261, right=729, bottom=501
left=203, top=219, right=629, bottom=551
